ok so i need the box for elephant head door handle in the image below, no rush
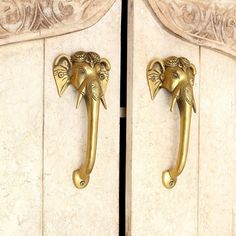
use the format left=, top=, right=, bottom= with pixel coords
left=53, top=51, right=111, bottom=189
left=147, top=56, right=197, bottom=189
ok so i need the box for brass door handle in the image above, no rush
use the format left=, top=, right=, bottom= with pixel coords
left=146, top=56, right=196, bottom=189
left=53, top=51, right=110, bottom=189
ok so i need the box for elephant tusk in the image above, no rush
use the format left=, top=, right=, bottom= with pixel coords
left=100, top=96, right=107, bottom=109
left=76, top=92, right=84, bottom=109
left=170, top=89, right=180, bottom=112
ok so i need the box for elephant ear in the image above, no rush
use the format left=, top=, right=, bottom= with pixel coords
left=187, top=63, right=197, bottom=112
left=146, top=58, right=165, bottom=100
left=53, top=54, right=72, bottom=97
left=99, top=58, right=111, bottom=109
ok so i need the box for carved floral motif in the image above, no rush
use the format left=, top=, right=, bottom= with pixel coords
left=148, top=0, right=236, bottom=57
left=0, top=0, right=115, bottom=45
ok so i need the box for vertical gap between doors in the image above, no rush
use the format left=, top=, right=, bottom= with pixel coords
left=42, top=39, right=45, bottom=236
left=119, top=0, right=128, bottom=235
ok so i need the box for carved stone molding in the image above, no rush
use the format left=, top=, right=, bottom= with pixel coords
left=0, top=0, right=115, bottom=46
left=148, top=0, right=236, bottom=58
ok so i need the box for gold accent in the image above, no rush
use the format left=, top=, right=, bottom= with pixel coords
left=53, top=51, right=110, bottom=189
left=147, top=56, right=196, bottom=189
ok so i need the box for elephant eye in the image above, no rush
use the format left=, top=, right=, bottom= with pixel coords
left=100, top=74, right=105, bottom=80
left=172, top=71, right=179, bottom=79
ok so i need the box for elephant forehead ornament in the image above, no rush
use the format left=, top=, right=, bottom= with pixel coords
left=147, top=56, right=197, bottom=189
left=53, top=51, right=111, bottom=189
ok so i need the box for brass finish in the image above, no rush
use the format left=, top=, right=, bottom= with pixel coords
left=53, top=51, right=110, bottom=189
left=147, top=56, right=196, bottom=189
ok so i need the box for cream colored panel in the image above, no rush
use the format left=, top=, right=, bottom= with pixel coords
left=128, top=0, right=199, bottom=235
left=0, top=41, right=44, bottom=235
left=44, top=1, right=121, bottom=235
left=199, top=48, right=236, bottom=236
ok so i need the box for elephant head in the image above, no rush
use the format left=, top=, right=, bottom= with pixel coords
left=147, top=56, right=196, bottom=189
left=53, top=51, right=110, bottom=189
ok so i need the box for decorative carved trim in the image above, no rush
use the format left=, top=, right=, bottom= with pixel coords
left=148, top=0, right=236, bottom=57
left=0, top=0, right=115, bottom=46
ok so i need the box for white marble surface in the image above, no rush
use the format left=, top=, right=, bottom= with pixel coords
left=128, top=0, right=236, bottom=235
left=1, top=0, right=235, bottom=235
left=0, top=41, right=44, bottom=235
left=199, top=48, right=236, bottom=236
left=0, top=1, right=121, bottom=235
left=129, top=0, right=199, bottom=235
left=43, top=1, right=121, bottom=235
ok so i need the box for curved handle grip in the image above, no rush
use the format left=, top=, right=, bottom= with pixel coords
left=162, top=100, right=193, bottom=188
left=147, top=56, right=196, bottom=189
left=73, top=95, right=100, bottom=189
left=53, top=51, right=110, bottom=189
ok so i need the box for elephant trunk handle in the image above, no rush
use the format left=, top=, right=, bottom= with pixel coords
left=53, top=51, right=110, bottom=189
left=146, top=56, right=196, bottom=189
left=73, top=97, right=100, bottom=189
left=162, top=99, right=192, bottom=189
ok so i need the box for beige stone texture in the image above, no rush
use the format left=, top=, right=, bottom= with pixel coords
left=127, top=0, right=236, bottom=235
left=198, top=48, right=236, bottom=236
left=0, top=1, right=121, bottom=235
left=43, top=1, right=121, bottom=235
left=0, top=41, right=44, bottom=235
left=128, top=1, right=199, bottom=235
